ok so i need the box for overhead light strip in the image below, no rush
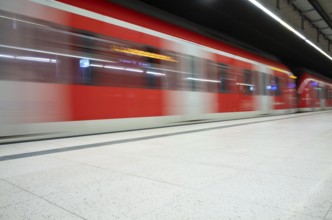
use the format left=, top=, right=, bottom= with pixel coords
left=247, top=0, right=332, bottom=61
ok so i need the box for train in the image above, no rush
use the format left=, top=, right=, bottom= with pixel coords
left=0, top=0, right=331, bottom=143
left=296, top=69, right=332, bottom=112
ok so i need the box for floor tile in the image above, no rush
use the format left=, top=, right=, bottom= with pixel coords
left=254, top=157, right=332, bottom=180
left=206, top=171, right=331, bottom=218
left=0, top=195, right=84, bottom=220
left=134, top=161, right=241, bottom=189
left=5, top=163, right=124, bottom=197
left=44, top=175, right=188, bottom=220
left=0, top=156, right=75, bottom=178
left=136, top=190, right=320, bottom=220
left=0, top=179, right=32, bottom=208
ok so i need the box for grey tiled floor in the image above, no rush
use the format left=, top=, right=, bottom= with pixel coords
left=1, top=111, right=332, bottom=219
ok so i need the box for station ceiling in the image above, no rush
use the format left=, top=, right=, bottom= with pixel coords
left=113, top=0, right=332, bottom=78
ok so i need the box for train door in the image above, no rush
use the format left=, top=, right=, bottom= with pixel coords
left=255, top=65, right=273, bottom=114
left=320, top=86, right=326, bottom=110
left=162, top=40, right=215, bottom=121
left=180, top=44, right=215, bottom=121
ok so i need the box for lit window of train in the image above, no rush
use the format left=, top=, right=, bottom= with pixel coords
left=219, top=64, right=231, bottom=93
left=1, top=11, right=230, bottom=93
left=1, top=10, right=296, bottom=100
left=242, top=69, right=253, bottom=95
left=0, top=11, right=177, bottom=90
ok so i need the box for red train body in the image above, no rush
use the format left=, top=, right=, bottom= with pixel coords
left=297, top=71, right=332, bottom=112
left=0, top=0, right=330, bottom=143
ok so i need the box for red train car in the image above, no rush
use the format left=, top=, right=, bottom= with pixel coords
left=297, top=70, right=332, bottom=112
left=0, top=0, right=301, bottom=142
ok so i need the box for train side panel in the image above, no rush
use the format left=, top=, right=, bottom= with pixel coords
left=0, top=0, right=299, bottom=143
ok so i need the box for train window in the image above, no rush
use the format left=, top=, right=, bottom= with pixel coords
left=329, top=88, right=332, bottom=99
left=144, top=47, right=163, bottom=89
left=259, top=72, right=269, bottom=96
left=0, top=14, right=60, bottom=83
left=74, top=37, right=176, bottom=89
left=89, top=42, right=179, bottom=89
left=268, top=76, right=282, bottom=96
left=162, top=52, right=182, bottom=90
left=182, top=55, right=204, bottom=92
left=163, top=70, right=180, bottom=90
left=0, top=48, right=59, bottom=83
left=316, top=87, right=322, bottom=99
left=91, top=66, right=145, bottom=88
left=274, top=76, right=282, bottom=96
left=254, top=72, right=268, bottom=96
left=329, top=89, right=332, bottom=99
left=251, top=71, right=259, bottom=95
left=188, top=56, right=197, bottom=91
left=219, top=64, right=231, bottom=93
left=205, top=60, right=218, bottom=93
left=322, top=87, right=327, bottom=100
left=242, top=69, right=253, bottom=95
left=0, top=11, right=178, bottom=90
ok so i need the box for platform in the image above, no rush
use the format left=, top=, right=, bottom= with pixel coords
left=1, top=111, right=332, bottom=220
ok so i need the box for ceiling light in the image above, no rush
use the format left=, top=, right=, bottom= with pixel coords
left=247, top=0, right=332, bottom=61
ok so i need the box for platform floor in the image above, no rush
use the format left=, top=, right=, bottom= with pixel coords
left=1, top=111, right=332, bottom=220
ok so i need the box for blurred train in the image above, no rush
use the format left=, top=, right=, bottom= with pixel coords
left=0, top=0, right=331, bottom=143
left=296, top=69, right=332, bottom=112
